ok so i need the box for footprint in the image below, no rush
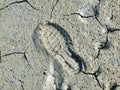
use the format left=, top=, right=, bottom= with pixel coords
left=39, top=21, right=86, bottom=75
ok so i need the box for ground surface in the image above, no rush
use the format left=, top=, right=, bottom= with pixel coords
left=0, top=0, right=120, bottom=90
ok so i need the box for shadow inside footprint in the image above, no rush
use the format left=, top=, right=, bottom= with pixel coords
left=68, top=47, right=87, bottom=73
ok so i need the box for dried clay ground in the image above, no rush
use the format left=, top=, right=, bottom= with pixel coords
left=0, top=0, right=120, bottom=90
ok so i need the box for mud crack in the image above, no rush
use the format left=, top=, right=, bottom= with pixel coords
left=63, top=12, right=94, bottom=18
left=92, top=0, right=103, bottom=26
left=1, top=47, right=32, bottom=69
left=50, top=0, right=59, bottom=19
left=63, top=0, right=101, bottom=20
left=18, top=79, right=24, bottom=90
left=0, top=0, right=39, bottom=11
left=82, top=66, right=104, bottom=89
left=95, top=26, right=120, bottom=58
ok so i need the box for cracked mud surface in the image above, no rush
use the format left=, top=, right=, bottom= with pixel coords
left=0, top=0, right=120, bottom=90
